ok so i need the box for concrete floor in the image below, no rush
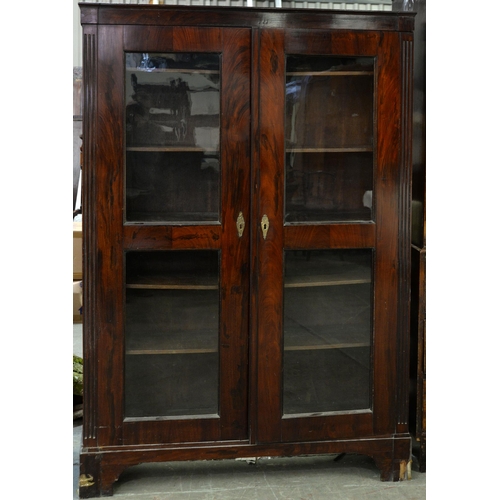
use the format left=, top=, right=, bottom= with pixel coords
left=73, top=323, right=426, bottom=499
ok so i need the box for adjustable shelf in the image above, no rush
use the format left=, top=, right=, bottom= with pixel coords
left=127, top=68, right=219, bottom=75
left=286, top=71, right=373, bottom=76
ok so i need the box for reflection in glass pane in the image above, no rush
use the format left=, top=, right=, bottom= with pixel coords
left=125, top=52, right=221, bottom=222
left=124, top=250, right=220, bottom=418
left=285, top=56, right=374, bottom=223
left=283, top=250, right=373, bottom=415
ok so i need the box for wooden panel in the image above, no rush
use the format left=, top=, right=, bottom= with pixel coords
left=123, top=225, right=222, bottom=250
left=248, top=27, right=261, bottom=446
left=218, top=28, right=251, bottom=440
left=371, top=31, right=401, bottom=435
left=285, top=224, right=376, bottom=249
left=93, top=5, right=412, bottom=32
left=255, top=28, right=286, bottom=444
left=95, top=24, right=126, bottom=447
left=285, top=30, right=380, bottom=55
left=124, top=25, right=173, bottom=52
left=282, top=412, right=373, bottom=442
left=174, top=27, right=223, bottom=52
left=123, top=418, right=221, bottom=446
left=124, top=26, right=223, bottom=52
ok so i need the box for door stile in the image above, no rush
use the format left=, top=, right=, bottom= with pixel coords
left=255, top=28, right=286, bottom=444
left=248, top=26, right=262, bottom=446
left=95, top=24, right=126, bottom=447
left=219, top=28, right=252, bottom=440
left=372, top=31, right=402, bottom=435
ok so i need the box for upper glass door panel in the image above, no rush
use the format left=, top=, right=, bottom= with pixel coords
left=125, top=52, right=221, bottom=223
left=285, top=55, right=374, bottom=223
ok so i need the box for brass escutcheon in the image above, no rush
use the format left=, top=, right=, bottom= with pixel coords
left=261, top=214, right=269, bottom=240
left=237, top=212, right=245, bottom=238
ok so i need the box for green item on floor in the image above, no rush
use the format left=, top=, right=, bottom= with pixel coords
left=73, top=355, right=83, bottom=396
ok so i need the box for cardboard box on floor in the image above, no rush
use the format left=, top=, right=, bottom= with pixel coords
left=73, top=280, right=82, bottom=323
left=73, top=221, right=82, bottom=280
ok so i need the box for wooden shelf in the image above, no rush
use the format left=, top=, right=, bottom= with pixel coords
left=127, top=146, right=219, bottom=153
left=127, top=343, right=369, bottom=355
left=126, top=338, right=369, bottom=356
left=125, top=320, right=370, bottom=355
left=127, top=283, right=218, bottom=291
left=285, top=342, right=370, bottom=351
left=127, top=268, right=219, bottom=290
left=287, top=71, right=373, bottom=76
left=284, top=323, right=371, bottom=352
left=285, top=208, right=372, bottom=223
left=127, top=68, right=219, bottom=75
left=125, top=212, right=220, bottom=223
left=127, top=347, right=217, bottom=355
left=126, top=327, right=218, bottom=355
left=286, top=147, right=373, bottom=153
left=285, top=276, right=370, bottom=288
left=127, top=275, right=368, bottom=291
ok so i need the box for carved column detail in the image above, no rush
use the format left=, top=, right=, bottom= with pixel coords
left=396, top=34, right=414, bottom=432
left=82, top=28, right=98, bottom=445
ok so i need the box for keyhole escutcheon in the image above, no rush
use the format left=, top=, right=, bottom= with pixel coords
left=261, top=214, right=269, bottom=240
left=236, top=212, right=245, bottom=238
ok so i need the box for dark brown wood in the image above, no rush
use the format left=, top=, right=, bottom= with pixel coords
left=249, top=26, right=261, bottom=446
left=82, top=24, right=98, bottom=448
left=219, top=27, right=252, bottom=440
left=80, top=435, right=411, bottom=496
left=393, top=0, right=426, bottom=473
left=410, top=245, right=426, bottom=470
left=80, top=4, right=414, bottom=32
left=396, top=32, right=414, bottom=435
left=79, top=5, right=414, bottom=497
left=284, top=222, right=376, bottom=249
left=255, top=27, right=286, bottom=444
left=123, top=225, right=222, bottom=250
left=95, top=24, right=126, bottom=448
left=371, top=30, right=402, bottom=436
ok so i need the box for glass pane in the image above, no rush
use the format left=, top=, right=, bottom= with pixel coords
left=124, top=250, right=220, bottom=418
left=283, top=249, right=373, bottom=415
left=125, top=52, right=221, bottom=223
left=285, top=56, right=374, bottom=223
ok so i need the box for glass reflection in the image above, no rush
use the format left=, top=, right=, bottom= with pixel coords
left=125, top=52, right=221, bottom=223
left=124, top=250, right=220, bottom=418
left=285, top=55, right=374, bottom=223
left=283, top=249, right=373, bottom=415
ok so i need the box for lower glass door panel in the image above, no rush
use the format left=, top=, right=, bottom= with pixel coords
left=283, top=249, right=373, bottom=415
left=125, top=353, right=218, bottom=418
left=284, top=348, right=371, bottom=414
left=124, top=250, right=220, bottom=418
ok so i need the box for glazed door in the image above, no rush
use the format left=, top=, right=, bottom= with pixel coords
left=95, top=25, right=251, bottom=446
left=255, top=29, right=403, bottom=443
